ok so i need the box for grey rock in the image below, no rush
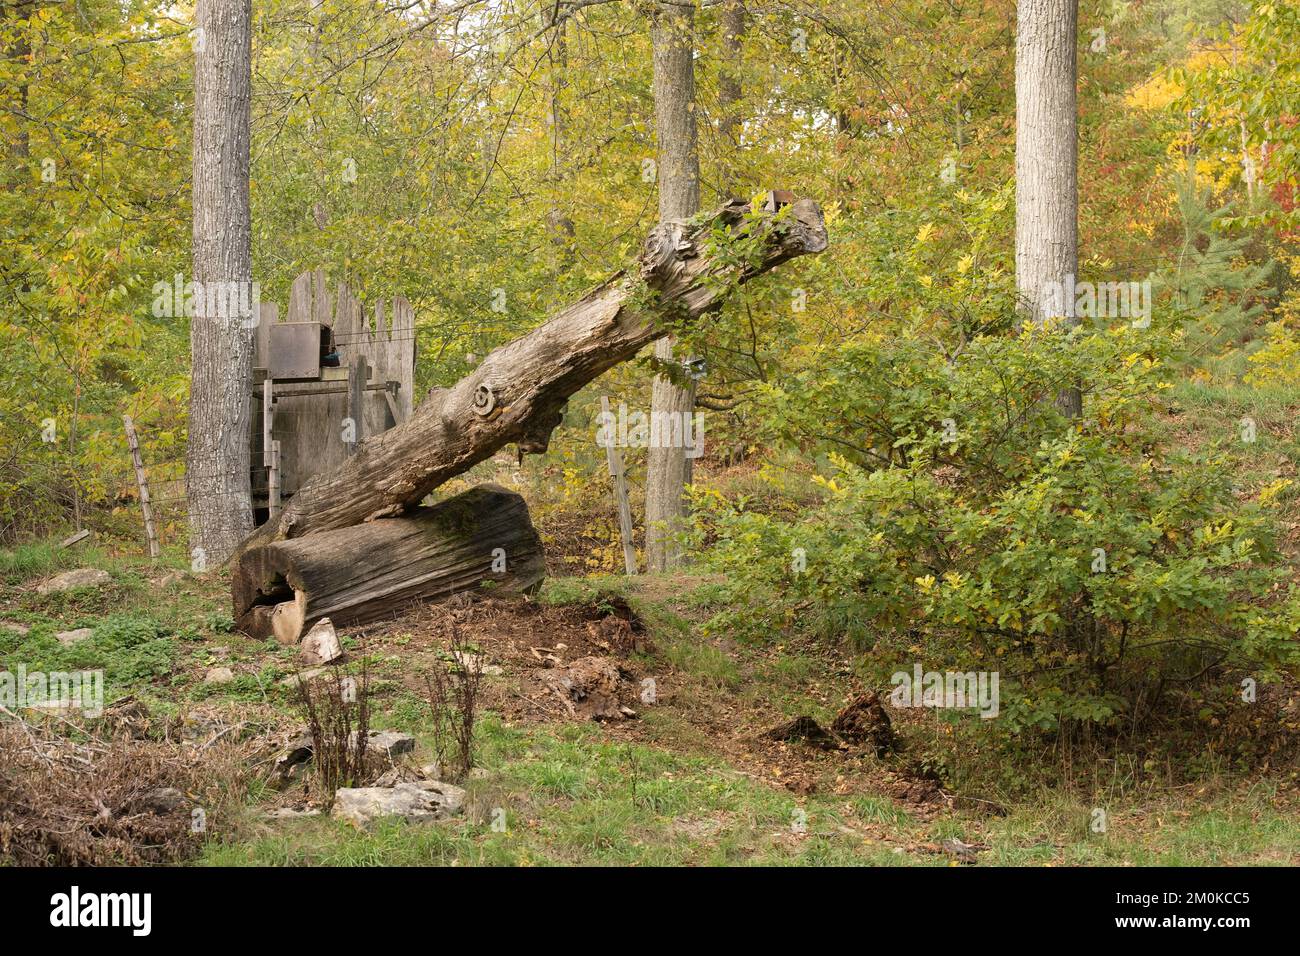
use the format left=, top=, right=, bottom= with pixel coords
left=55, top=627, right=94, bottom=646
left=271, top=728, right=414, bottom=784
left=203, top=666, right=235, bottom=685
left=278, top=667, right=326, bottom=689
left=451, top=650, right=502, bottom=676
left=0, top=621, right=30, bottom=636
left=360, top=729, right=416, bottom=760
left=331, top=781, right=467, bottom=827
left=37, top=568, right=112, bottom=595
left=300, top=618, right=343, bottom=666
left=273, top=731, right=315, bottom=778
left=136, top=787, right=188, bottom=814
left=263, top=807, right=322, bottom=820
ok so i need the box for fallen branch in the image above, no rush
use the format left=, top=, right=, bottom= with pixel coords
left=234, top=194, right=827, bottom=556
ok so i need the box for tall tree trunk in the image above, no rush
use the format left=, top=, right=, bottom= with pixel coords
left=1015, top=0, right=1080, bottom=417
left=2, top=0, right=31, bottom=176
left=544, top=11, right=575, bottom=265
left=188, top=0, right=255, bottom=564
left=717, top=0, right=745, bottom=191
left=645, top=0, right=701, bottom=573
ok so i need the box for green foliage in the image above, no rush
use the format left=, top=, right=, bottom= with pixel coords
left=1151, top=167, right=1277, bottom=372
left=1244, top=321, right=1300, bottom=385
left=1174, top=0, right=1300, bottom=226
left=0, top=612, right=177, bottom=691
left=691, top=324, right=1299, bottom=734
left=0, top=0, right=191, bottom=540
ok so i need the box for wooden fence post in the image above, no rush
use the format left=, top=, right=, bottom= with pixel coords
left=601, top=396, right=637, bottom=575
left=263, top=379, right=282, bottom=519
left=122, top=415, right=160, bottom=560
left=262, top=378, right=274, bottom=467
left=347, top=354, right=367, bottom=455
left=268, top=440, right=282, bottom=520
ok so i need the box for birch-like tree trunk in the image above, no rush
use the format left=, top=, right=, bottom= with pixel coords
left=1015, top=0, right=1080, bottom=416
left=645, top=0, right=701, bottom=572
left=188, top=0, right=255, bottom=564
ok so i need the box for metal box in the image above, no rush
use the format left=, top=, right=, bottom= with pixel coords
left=269, top=322, right=323, bottom=380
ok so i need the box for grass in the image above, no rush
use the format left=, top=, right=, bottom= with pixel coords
left=1168, top=379, right=1300, bottom=471
left=0, top=545, right=278, bottom=715
left=2, top=539, right=1297, bottom=867
left=199, top=717, right=1299, bottom=867
left=0, top=613, right=178, bottom=689
left=201, top=719, right=915, bottom=867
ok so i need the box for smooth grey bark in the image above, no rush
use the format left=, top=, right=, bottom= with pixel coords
left=188, top=0, right=255, bottom=563
left=645, top=0, right=701, bottom=572
left=1015, top=0, right=1081, bottom=416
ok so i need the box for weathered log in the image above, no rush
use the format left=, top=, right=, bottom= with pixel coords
left=234, top=194, right=827, bottom=556
left=232, top=484, right=544, bottom=642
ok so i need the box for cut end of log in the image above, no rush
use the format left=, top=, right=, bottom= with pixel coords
left=639, top=193, right=828, bottom=282
left=271, top=596, right=307, bottom=646
left=777, top=196, right=830, bottom=256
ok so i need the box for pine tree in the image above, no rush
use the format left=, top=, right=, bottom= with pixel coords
left=1154, top=165, right=1276, bottom=372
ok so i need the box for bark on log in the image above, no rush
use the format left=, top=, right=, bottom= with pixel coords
left=234, top=194, right=827, bottom=557
left=232, top=484, right=544, bottom=642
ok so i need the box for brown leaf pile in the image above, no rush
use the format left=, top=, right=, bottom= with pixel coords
left=0, top=710, right=254, bottom=866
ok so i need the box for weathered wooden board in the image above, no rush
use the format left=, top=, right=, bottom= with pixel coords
left=231, top=483, right=544, bottom=641
left=251, top=270, right=416, bottom=498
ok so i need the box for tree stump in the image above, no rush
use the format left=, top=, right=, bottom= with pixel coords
left=232, top=483, right=544, bottom=642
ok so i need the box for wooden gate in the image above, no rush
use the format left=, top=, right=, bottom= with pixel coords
left=251, top=270, right=416, bottom=515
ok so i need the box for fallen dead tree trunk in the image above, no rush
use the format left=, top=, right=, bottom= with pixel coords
left=232, top=484, right=544, bottom=642
left=234, top=194, right=827, bottom=556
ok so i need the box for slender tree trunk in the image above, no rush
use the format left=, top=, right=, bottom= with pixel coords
left=188, top=0, right=255, bottom=564
left=718, top=0, right=745, bottom=189
left=2, top=0, right=31, bottom=175
left=1015, top=0, right=1080, bottom=417
left=544, top=12, right=574, bottom=265
left=645, top=0, right=701, bottom=572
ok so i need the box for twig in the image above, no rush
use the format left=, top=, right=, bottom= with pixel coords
left=0, top=705, right=57, bottom=772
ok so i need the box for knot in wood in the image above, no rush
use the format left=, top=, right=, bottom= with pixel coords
left=472, top=384, right=497, bottom=416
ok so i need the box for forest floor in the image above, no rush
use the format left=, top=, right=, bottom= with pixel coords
left=3, top=379, right=1299, bottom=865
left=2, top=529, right=1297, bottom=866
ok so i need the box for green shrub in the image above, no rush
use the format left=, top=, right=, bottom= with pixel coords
left=692, top=324, right=1300, bottom=735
